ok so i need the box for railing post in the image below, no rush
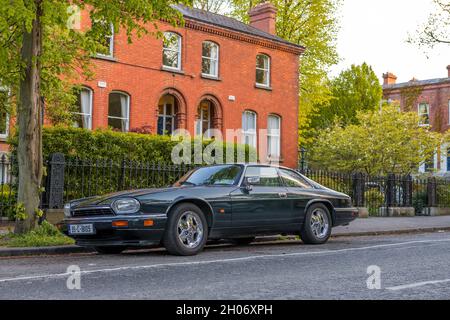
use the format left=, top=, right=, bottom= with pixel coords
left=427, top=177, right=437, bottom=207
left=117, top=159, right=126, bottom=191
left=46, top=153, right=65, bottom=209
left=352, top=172, right=364, bottom=207
left=403, top=175, right=413, bottom=207
left=385, top=173, right=395, bottom=207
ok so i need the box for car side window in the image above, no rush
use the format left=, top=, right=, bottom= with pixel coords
left=245, top=166, right=282, bottom=187
left=279, top=169, right=312, bottom=188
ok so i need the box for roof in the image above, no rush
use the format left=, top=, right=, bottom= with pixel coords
left=173, top=4, right=304, bottom=50
left=383, top=77, right=450, bottom=90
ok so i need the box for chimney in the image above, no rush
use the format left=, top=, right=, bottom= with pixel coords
left=447, top=65, right=450, bottom=78
left=383, top=72, right=397, bottom=85
left=249, top=2, right=277, bottom=35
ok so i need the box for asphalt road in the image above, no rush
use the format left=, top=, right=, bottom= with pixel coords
left=0, top=232, right=450, bottom=299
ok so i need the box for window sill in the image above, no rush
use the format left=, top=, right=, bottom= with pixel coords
left=161, top=66, right=185, bottom=75
left=0, top=136, right=8, bottom=142
left=201, top=74, right=221, bottom=81
left=93, top=54, right=117, bottom=62
left=255, top=84, right=272, bottom=91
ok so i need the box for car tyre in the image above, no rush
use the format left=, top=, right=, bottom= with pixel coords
left=94, top=246, right=125, bottom=254
left=232, top=237, right=255, bottom=246
left=299, top=203, right=332, bottom=245
left=163, top=203, right=208, bottom=256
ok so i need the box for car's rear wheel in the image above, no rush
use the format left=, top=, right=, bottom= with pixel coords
left=299, top=203, right=331, bottom=244
left=232, top=237, right=256, bottom=246
left=94, top=246, right=125, bottom=254
left=163, top=203, right=208, bottom=256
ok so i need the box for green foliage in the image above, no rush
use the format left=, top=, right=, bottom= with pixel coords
left=0, top=221, right=74, bottom=247
left=364, top=189, right=384, bottom=216
left=309, top=106, right=442, bottom=175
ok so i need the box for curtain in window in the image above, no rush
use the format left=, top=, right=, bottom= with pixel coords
left=80, top=89, right=91, bottom=129
left=120, top=95, right=128, bottom=131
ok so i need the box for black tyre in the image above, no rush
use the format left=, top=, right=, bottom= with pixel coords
left=299, top=203, right=332, bottom=245
left=232, top=237, right=256, bottom=246
left=94, top=246, right=125, bottom=254
left=163, top=203, right=208, bottom=256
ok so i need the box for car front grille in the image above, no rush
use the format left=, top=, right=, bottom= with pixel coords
left=72, top=207, right=114, bottom=217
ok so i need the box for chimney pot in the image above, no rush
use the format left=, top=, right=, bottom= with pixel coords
left=249, top=2, right=277, bottom=35
left=383, top=72, right=397, bottom=85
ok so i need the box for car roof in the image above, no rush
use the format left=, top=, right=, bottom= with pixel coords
left=203, top=163, right=297, bottom=172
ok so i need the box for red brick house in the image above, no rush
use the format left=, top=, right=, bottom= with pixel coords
left=382, top=66, right=450, bottom=173
left=0, top=3, right=304, bottom=168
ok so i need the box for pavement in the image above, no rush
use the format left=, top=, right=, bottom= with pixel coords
left=0, top=232, right=450, bottom=299
left=1, top=216, right=450, bottom=257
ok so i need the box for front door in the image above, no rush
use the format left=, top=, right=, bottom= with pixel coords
left=230, top=166, right=291, bottom=230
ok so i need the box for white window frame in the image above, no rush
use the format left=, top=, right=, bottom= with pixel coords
left=162, top=32, right=182, bottom=71
left=108, top=91, right=130, bottom=132
left=96, top=23, right=114, bottom=58
left=418, top=102, right=430, bottom=126
left=267, top=115, right=281, bottom=158
left=73, top=87, right=93, bottom=130
left=242, top=110, right=257, bottom=148
left=0, top=87, right=10, bottom=139
left=195, top=101, right=212, bottom=137
left=255, top=54, right=270, bottom=88
left=201, top=41, right=219, bottom=78
left=158, top=95, right=176, bottom=135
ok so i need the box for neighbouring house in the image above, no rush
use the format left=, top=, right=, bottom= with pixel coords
left=0, top=3, right=304, bottom=168
left=382, top=65, right=450, bottom=174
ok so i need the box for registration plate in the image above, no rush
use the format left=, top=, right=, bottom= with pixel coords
left=69, top=224, right=95, bottom=235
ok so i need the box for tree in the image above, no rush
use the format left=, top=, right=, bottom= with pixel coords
left=229, top=0, right=340, bottom=145
left=307, top=63, right=382, bottom=134
left=410, top=0, right=450, bottom=50
left=0, top=0, right=190, bottom=234
left=194, top=0, right=230, bottom=13
left=309, top=106, right=441, bottom=175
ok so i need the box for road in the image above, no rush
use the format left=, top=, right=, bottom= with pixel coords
left=0, top=232, right=450, bottom=299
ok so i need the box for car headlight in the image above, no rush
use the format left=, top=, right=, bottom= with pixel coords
left=64, top=203, right=72, bottom=218
left=112, top=198, right=140, bottom=214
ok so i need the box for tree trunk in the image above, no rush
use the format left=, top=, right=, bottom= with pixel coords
left=14, top=0, right=43, bottom=234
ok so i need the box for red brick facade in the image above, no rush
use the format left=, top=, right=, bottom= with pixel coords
left=0, top=5, right=304, bottom=168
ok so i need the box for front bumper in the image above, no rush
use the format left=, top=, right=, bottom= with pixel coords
left=334, top=207, right=359, bottom=226
left=61, top=214, right=167, bottom=247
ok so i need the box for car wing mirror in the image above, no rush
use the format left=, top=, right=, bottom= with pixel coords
left=244, top=176, right=260, bottom=191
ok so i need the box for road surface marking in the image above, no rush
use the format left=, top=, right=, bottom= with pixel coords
left=387, top=278, right=450, bottom=291
left=1, top=237, right=450, bottom=283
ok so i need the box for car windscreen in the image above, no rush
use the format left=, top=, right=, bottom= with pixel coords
left=174, top=165, right=243, bottom=187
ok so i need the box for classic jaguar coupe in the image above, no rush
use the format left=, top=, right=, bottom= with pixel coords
left=62, top=164, right=358, bottom=256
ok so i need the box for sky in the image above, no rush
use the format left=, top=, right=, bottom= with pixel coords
left=330, top=0, right=450, bottom=83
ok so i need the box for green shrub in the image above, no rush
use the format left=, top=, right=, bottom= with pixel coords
left=364, top=189, right=384, bottom=216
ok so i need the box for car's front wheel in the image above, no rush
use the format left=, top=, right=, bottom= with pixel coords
left=94, top=246, right=125, bottom=254
left=163, top=203, right=208, bottom=256
left=299, top=203, right=332, bottom=244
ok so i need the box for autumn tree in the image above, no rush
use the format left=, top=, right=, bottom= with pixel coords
left=0, top=0, right=190, bottom=234
left=309, top=106, right=441, bottom=175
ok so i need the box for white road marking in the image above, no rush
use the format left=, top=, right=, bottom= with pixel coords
left=387, top=278, right=450, bottom=291
left=1, top=237, right=450, bottom=284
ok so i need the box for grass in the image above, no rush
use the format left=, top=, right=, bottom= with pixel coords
left=0, top=221, right=74, bottom=247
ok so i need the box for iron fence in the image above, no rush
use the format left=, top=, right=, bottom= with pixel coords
left=0, top=154, right=15, bottom=219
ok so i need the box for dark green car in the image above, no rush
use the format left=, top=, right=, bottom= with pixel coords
left=62, top=164, right=358, bottom=256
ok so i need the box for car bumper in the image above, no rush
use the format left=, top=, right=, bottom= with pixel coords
left=61, top=214, right=167, bottom=247
left=334, top=207, right=359, bottom=226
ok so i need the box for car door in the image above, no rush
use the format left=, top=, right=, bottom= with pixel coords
left=278, top=168, right=317, bottom=225
left=230, top=166, right=291, bottom=230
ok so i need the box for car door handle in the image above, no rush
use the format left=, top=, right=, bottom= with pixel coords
left=278, top=192, right=287, bottom=198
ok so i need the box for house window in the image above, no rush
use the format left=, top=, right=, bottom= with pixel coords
left=267, top=115, right=281, bottom=158
left=195, top=100, right=212, bottom=137
left=256, top=54, right=270, bottom=87
left=418, top=103, right=430, bottom=125
left=202, top=41, right=219, bottom=77
left=108, top=92, right=129, bottom=132
left=97, top=23, right=114, bottom=58
left=447, top=148, right=450, bottom=172
left=158, top=94, right=178, bottom=135
left=0, top=89, right=9, bottom=139
left=162, top=32, right=181, bottom=70
left=448, top=100, right=450, bottom=125
left=242, top=110, right=257, bottom=148
left=73, top=87, right=93, bottom=130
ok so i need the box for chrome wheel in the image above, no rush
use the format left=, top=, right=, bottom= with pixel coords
left=177, top=211, right=204, bottom=249
left=310, top=208, right=329, bottom=239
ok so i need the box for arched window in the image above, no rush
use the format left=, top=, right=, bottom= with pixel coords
left=202, top=41, right=219, bottom=77
left=242, top=110, right=257, bottom=148
left=162, top=32, right=182, bottom=70
left=108, top=92, right=129, bottom=132
left=256, top=54, right=270, bottom=87
left=195, top=100, right=212, bottom=137
left=73, top=87, right=93, bottom=130
left=158, top=94, right=178, bottom=135
left=267, top=115, right=281, bottom=158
